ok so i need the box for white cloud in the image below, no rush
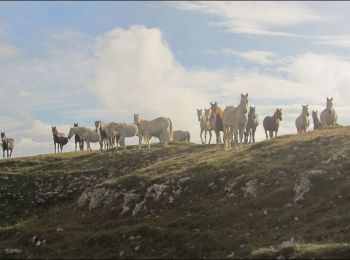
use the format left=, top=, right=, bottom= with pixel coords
left=222, top=48, right=277, bottom=65
left=173, top=1, right=327, bottom=36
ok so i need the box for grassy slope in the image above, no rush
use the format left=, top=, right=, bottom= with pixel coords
left=1, top=127, right=350, bottom=259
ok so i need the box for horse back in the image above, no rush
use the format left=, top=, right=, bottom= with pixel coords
left=263, top=116, right=274, bottom=131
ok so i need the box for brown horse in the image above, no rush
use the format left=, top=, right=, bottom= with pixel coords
left=263, top=108, right=282, bottom=140
left=210, top=102, right=224, bottom=145
left=52, top=126, right=68, bottom=153
left=1, top=132, right=14, bottom=158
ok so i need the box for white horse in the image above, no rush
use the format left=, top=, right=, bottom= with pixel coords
left=134, top=114, right=173, bottom=149
left=94, top=120, right=109, bottom=150
left=105, top=122, right=138, bottom=149
left=223, top=93, right=249, bottom=151
left=68, top=127, right=103, bottom=152
left=320, top=97, right=338, bottom=127
left=295, top=105, right=310, bottom=134
left=172, top=130, right=191, bottom=143
left=196, top=109, right=214, bottom=144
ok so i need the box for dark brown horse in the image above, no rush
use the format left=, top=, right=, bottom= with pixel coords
left=210, top=102, right=224, bottom=145
left=312, top=111, right=322, bottom=130
left=52, top=126, right=68, bottom=153
left=73, top=123, right=84, bottom=151
left=1, top=132, right=14, bottom=158
left=263, top=108, right=282, bottom=140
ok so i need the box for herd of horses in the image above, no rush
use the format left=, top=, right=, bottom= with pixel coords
left=197, top=96, right=337, bottom=151
left=0, top=96, right=338, bottom=158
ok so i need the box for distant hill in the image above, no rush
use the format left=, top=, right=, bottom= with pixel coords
left=1, top=127, right=350, bottom=259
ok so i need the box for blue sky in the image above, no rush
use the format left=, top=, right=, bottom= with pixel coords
left=1, top=1, right=350, bottom=157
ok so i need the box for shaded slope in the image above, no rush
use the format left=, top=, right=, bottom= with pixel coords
left=1, top=128, right=350, bottom=259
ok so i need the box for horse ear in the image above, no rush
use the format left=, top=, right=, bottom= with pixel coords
left=246, top=93, right=248, bottom=97
left=215, top=101, right=217, bottom=105
left=331, top=97, right=333, bottom=101
left=241, top=93, right=243, bottom=97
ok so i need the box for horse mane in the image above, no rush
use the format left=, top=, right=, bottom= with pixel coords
left=214, top=106, right=224, bottom=117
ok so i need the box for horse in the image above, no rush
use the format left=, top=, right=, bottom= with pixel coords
left=68, top=127, right=103, bottom=152
left=320, top=97, right=338, bottom=127
left=222, top=93, right=249, bottom=151
left=204, top=108, right=215, bottom=144
left=134, top=114, right=173, bottom=149
left=210, top=102, right=224, bottom=145
left=73, top=123, right=84, bottom=151
left=295, top=105, right=310, bottom=134
left=1, top=132, right=14, bottom=158
left=244, top=106, right=259, bottom=144
left=263, top=108, right=282, bottom=140
left=94, top=120, right=109, bottom=150
left=312, top=110, right=322, bottom=130
left=105, top=122, right=138, bottom=149
left=172, top=130, right=191, bottom=143
left=196, top=109, right=214, bottom=144
left=52, top=126, right=68, bottom=153
left=104, top=126, right=121, bottom=149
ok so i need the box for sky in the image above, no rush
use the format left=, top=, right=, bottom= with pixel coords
left=1, top=1, right=350, bottom=157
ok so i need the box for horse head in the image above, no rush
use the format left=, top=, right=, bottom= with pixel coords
left=275, top=108, right=282, bottom=121
left=240, top=93, right=249, bottom=113
left=302, top=105, right=309, bottom=117
left=204, top=108, right=211, bottom=121
left=326, top=97, right=333, bottom=110
left=197, top=109, right=203, bottom=122
left=0, top=132, right=4, bottom=140
left=210, top=102, right=217, bottom=114
left=249, top=106, right=256, bottom=119
left=74, top=122, right=79, bottom=127
left=94, top=121, right=101, bottom=132
left=134, top=114, right=141, bottom=126
left=67, top=127, right=75, bottom=139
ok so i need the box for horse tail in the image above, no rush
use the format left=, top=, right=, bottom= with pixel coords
left=168, top=118, right=173, bottom=142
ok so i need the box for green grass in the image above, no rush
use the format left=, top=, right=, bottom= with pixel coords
left=1, top=127, right=350, bottom=258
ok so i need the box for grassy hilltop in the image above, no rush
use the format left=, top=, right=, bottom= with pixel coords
left=1, top=127, right=350, bottom=259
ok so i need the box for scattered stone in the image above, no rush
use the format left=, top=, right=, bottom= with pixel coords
left=56, top=228, right=64, bottom=232
left=4, top=248, right=22, bottom=254
left=242, top=179, right=257, bottom=197
left=227, top=252, right=235, bottom=258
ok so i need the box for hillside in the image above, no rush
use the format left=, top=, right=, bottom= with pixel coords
left=1, top=127, right=350, bottom=259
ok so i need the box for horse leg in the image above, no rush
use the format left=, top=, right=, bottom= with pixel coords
left=252, top=127, right=256, bottom=143
left=200, top=129, right=204, bottom=144
left=265, top=130, right=268, bottom=140
left=269, top=131, right=273, bottom=139
left=138, top=135, right=142, bottom=149
left=10, top=149, right=12, bottom=157
left=275, top=130, right=278, bottom=138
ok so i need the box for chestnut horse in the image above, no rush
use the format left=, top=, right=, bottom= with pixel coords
left=210, top=102, right=224, bottom=145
